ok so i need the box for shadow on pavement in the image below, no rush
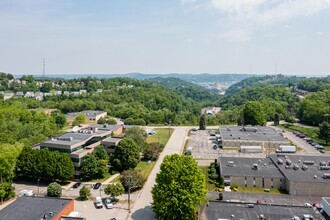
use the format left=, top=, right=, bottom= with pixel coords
left=131, top=205, right=156, bottom=220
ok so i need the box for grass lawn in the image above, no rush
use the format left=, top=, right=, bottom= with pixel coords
left=82, top=172, right=111, bottom=183
left=110, top=174, right=121, bottom=183
left=279, top=124, right=329, bottom=150
left=199, top=166, right=218, bottom=192
left=134, top=161, right=156, bottom=179
left=182, top=140, right=189, bottom=155
left=237, top=187, right=286, bottom=194
left=146, top=128, right=174, bottom=145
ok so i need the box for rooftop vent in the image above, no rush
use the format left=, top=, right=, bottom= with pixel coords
left=293, top=164, right=299, bottom=170
left=320, top=166, right=330, bottom=170
left=302, top=165, right=308, bottom=171
left=227, top=161, right=234, bottom=167
left=320, top=161, right=326, bottom=166
left=278, top=159, right=284, bottom=165
left=285, top=165, right=291, bottom=169
left=323, top=173, right=330, bottom=179
left=314, top=175, right=317, bottom=179
left=286, top=159, right=292, bottom=165
left=303, top=161, right=314, bottom=165
left=252, top=164, right=259, bottom=170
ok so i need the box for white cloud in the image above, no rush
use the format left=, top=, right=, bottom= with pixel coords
left=210, top=0, right=330, bottom=25
left=315, top=31, right=324, bottom=36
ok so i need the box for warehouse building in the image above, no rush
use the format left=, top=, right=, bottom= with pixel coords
left=219, top=156, right=285, bottom=189
left=218, top=126, right=289, bottom=149
left=269, top=154, right=330, bottom=196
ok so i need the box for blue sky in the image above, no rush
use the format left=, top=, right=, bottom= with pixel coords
left=0, top=0, right=329, bottom=75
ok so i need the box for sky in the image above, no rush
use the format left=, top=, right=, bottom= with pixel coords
left=0, top=0, right=330, bottom=76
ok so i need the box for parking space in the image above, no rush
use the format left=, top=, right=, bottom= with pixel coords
left=188, top=130, right=220, bottom=159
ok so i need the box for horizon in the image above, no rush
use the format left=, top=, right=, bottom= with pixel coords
left=1, top=0, right=330, bottom=76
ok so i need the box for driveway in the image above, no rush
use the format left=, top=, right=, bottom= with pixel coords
left=129, top=127, right=189, bottom=220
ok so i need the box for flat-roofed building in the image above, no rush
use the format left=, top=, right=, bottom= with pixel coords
left=66, top=110, right=107, bottom=122
left=218, top=126, right=289, bottom=149
left=0, top=196, right=75, bottom=220
left=219, top=156, right=285, bottom=189
left=321, top=197, right=330, bottom=219
left=269, top=154, right=330, bottom=196
left=101, top=137, right=122, bottom=153
left=40, top=124, right=122, bottom=177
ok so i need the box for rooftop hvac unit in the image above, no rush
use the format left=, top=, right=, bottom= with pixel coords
left=227, top=161, right=234, bottom=167
left=302, top=165, right=308, bottom=171
left=293, top=164, right=299, bottom=170
left=285, top=165, right=291, bottom=169
left=68, top=137, right=73, bottom=141
left=286, top=159, right=292, bottom=165
left=320, top=161, right=326, bottom=166
left=320, top=166, right=330, bottom=170
left=303, top=161, right=314, bottom=165
left=323, top=173, right=330, bottom=179
left=278, top=159, right=284, bottom=165
left=252, top=164, right=259, bottom=170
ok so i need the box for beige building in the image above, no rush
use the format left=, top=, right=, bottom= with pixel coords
left=66, top=110, right=107, bottom=122
left=218, top=126, right=289, bottom=149
left=219, top=156, right=285, bottom=189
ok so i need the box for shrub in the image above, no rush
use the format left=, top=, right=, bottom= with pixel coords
left=47, top=182, right=62, bottom=197
left=230, top=184, right=238, bottom=190
left=218, top=192, right=223, bottom=201
left=79, top=186, right=91, bottom=201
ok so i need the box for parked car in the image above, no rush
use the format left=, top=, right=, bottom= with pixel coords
left=104, top=198, right=114, bottom=209
left=94, top=182, right=101, bottom=190
left=320, top=150, right=325, bottom=154
left=72, top=182, right=81, bottom=189
left=148, top=130, right=156, bottom=135
left=293, top=131, right=300, bottom=135
left=95, top=196, right=103, bottom=209
left=298, top=134, right=306, bottom=138
left=310, top=142, right=317, bottom=146
left=306, top=140, right=313, bottom=143
left=191, top=128, right=198, bottom=132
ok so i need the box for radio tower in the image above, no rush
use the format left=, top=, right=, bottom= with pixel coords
left=43, top=58, right=46, bottom=80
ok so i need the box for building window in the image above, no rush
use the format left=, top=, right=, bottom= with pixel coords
left=253, top=178, right=256, bottom=187
left=244, top=177, right=247, bottom=187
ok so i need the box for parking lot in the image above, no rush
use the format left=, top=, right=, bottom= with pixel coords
left=188, top=130, right=220, bottom=159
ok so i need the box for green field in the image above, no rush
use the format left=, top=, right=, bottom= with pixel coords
left=146, top=128, right=174, bottom=145
left=134, top=161, right=156, bottom=179
left=279, top=124, right=329, bottom=150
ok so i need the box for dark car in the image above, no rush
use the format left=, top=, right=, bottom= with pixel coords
left=306, top=139, right=313, bottom=143
left=94, top=182, right=101, bottom=190
left=72, top=182, right=81, bottom=189
left=298, top=134, right=306, bottom=138
left=320, top=150, right=325, bottom=154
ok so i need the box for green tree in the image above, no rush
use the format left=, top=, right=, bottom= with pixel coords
left=104, top=182, right=124, bottom=199
left=120, top=169, right=145, bottom=191
left=242, top=101, right=266, bottom=126
left=199, top=114, right=206, bottom=130
left=111, top=138, right=140, bottom=172
left=51, top=110, right=67, bottom=128
left=81, top=154, right=106, bottom=180
left=152, top=154, right=206, bottom=220
left=47, top=182, right=62, bottom=197
left=319, top=122, right=330, bottom=145
left=79, top=186, right=91, bottom=201
left=125, top=127, right=147, bottom=149
left=0, top=182, right=15, bottom=203
left=143, top=143, right=162, bottom=161
left=93, top=145, right=109, bottom=161
left=72, top=114, right=86, bottom=126
left=40, top=82, right=53, bottom=93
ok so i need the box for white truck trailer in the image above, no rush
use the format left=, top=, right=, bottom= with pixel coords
left=276, top=145, right=296, bottom=153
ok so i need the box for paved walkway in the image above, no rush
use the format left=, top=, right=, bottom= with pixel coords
left=128, top=127, right=189, bottom=220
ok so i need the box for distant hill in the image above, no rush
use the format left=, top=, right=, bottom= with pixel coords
left=147, top=77, right=219, bottom=102
left=24, top=73, right=253, bottom=84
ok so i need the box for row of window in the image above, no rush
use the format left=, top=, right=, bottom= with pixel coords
left=40, top=145, right=83, bottom=154
left=244, top=177, right=276, bottom=188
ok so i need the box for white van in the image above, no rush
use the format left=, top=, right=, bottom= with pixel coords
left=95, top=196, right=103, bottom=209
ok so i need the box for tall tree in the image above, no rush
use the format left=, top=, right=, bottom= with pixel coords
left=199, top=114, right=206, bottom=130
left=125, top=127, right=147, bottom=149
left=51, top=110, right=67, bottom=129
left=242, top=101, right=266, bottom=126
left=152, top=154, right=206, bottom=220
left=93, top=145, right=109, bottom=161
left=72, top=114, right=86, bottom=126
left=47, top=182, right=62, bottom=197
left=274, top=113, right=280, bottom=126
left=104, top=182, right=124, bottom=199
left=319, top=122, right=330, bottom=145
left=81, top=153, right=106, bottom=180
left=79, top=186, right=91, bottom=201
left=111, top=138, right=140, bottom=172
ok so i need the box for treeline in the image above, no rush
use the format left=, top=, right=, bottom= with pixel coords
left=5, top=78, right=201, bottom=125
left=16, top=147, right=74, bottom=181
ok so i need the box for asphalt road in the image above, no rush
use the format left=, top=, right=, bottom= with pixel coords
left=129, top=127, right=189, bottom=220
